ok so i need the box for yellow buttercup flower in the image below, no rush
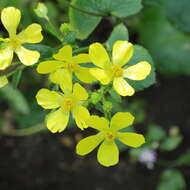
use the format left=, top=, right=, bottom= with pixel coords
left=89, top=40, right=151, bottom=96
left=0, top=7, right=43, bottom=70
left=76, top=112, right=145, bottom=167
left=37, top=45, right=95, bottom=84
left=36, top=70, right=90, bottom=133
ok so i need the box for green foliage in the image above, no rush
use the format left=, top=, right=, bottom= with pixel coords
left=69, top=0, right=142, bottom=39
left=164, top=0, right=190, bottom=34
left=146, top=125, right=166, bottom=141
left=160, top=136, right=182, bottom=151
left=126, top=45, right=156, bottom=91
left=139, top=6, right=190, bottom=76
left=106, top=23, right=129, bottom=50
left=158, top=169, right=186, bottom=190
left=176, top=149, right=190, bottom=166
left=0, top=84, right=30, bottom=115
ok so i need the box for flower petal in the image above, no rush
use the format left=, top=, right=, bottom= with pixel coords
left=97, top=140, right=119, bottom=167
left=72, top=53, right=91, bottom=63
left=87, top=115, right=109, bottom=131
left=73, top=105, right=90, bottom=130
left=53, top=45, right=72, bottom=61
left=0, top=76, right=8, bottom=88
left=49, top=69, right=72, bottom=93
left=90, top=68, right=111, bottom=85
left=73, top=83, right=88, bottom=101
left=0, top=47, right=13, bottom=70
left=75, top=66, right=96, bottom=83
left=1, top=7, right=21, bottom=36
left=76, top=134, right=104, bottom=156
left=89, top=43, right=110, bottom=68
left=36, top=88, right=63, bottom=109
left=118, top=132, right=145, bottom=148
left=124, top=61, right=151, bottom=80
left=113, top=77, right=135, bottom=96
left=110, top=112, right=134, bottom=131
left=37, top=60, right=63, bottom=74
left=16, top=46, right=40, bottom=66
left=112, top=40, right=134, bottom=67
left=17, top=23, right=43, bottom=43
left=46, top=109, right=69, bottom=133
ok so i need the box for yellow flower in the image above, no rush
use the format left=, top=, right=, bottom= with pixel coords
left=0, top=7, right=43, bottom=70
left=76, top=112, right=145, bottom=167
left=0, top=75, right=8, bottom=88
left=37, top=45, right=95, bottom=84
left=36, top=71, right=90, bottom=133
left=89, top=40, right=151, bottom=96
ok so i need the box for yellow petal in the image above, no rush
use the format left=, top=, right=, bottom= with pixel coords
left=1, top=7, right=21, bottom=36
left=90, top=68, right=111, bottom=85
left=89, top=43, right=110, bottom=68
left=97, top=140, right=119, bottom=167
left=118, top=132, right=145, bottom=148
left=16, top=46, right=40, bottom=66
left=75, top=66, right=96, bottom=83
left=49, top=69, right=72, bottom=93
left=37, top=60, right=63, bottom=74
left=73, top=105, right=90, bottom=130
left=72, top=53, right=91, bottom=63
left=18, top=23, right=43, bottom=43
left=113, top=77, right=135, bottom=96
left=87, top=115, right=109, bottom=131
left=73, top=83, right=88, bottom=101
left=110, top=112, right=134, bottom=131
left=46, top=109, right=69, bottom=133
left=0, top=47, right=13, bottom=70
left=76, top=134, right=104, bottom=156
left=53, top=45, right=72, bottom=61
left=0, top=76, right=8, bottom=88
left=112, top=40, right=134, bottom=67
left=36, top=88, right=63, bottom=109
left=124, top=61, right=151, bottom=80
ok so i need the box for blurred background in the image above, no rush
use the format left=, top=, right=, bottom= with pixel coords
left=0, top=0, right=190, bottom=189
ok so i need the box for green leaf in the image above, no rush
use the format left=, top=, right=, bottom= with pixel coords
left=160, top=136, right=182, bottom=151
left=108, top=88, right=122, bottom=103
left=157, top=169, right=186, bottom=190
left=106, top=23, right=129, bottom=51
left=164, top=0, right=190, bottom=34
left=24, top=44, right=54, bottom=59
left=146, top=125, right=166, bottom=142
left=0, top=84, right=30, bottom=114
left=176, top=149, right=190, bottom=166
left=69, top=0, right=142, bottom=39
left=12, top=70, right=22, bottom=88
left=139, top=6, right=190, bottom=76
left=126, top=45, right=156, bottom=91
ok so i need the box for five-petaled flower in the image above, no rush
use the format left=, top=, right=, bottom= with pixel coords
left=89, top=40, right=151, bottom=96
left=76, top=112, right=145, bottom=167
left=36, top=70, right=90, bottom=133
left=37, top=45, right=95, bottom=84
left=0, top=7, right=43, bottom=87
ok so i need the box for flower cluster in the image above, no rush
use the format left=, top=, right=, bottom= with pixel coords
left=0, top=7, right=152, bottom=167
left=0, top=7, right=43, bottom=87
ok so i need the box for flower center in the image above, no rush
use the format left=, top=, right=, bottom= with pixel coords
left=9, top=36, right=21, bottom=50
left=65, top=62, right=78, bottom=72
left=62, top=97, right=74, bottom=111
left=112, top=65, right=123, bottom=77
left=105, top=131, right=116, bottom=141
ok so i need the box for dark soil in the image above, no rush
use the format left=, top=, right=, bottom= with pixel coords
left=0, top=75, right=190, bottom=190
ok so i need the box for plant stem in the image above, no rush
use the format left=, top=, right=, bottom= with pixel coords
left=0, top=64, right=22, bottom=76
left=0, top=123, right=46, bottom=136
